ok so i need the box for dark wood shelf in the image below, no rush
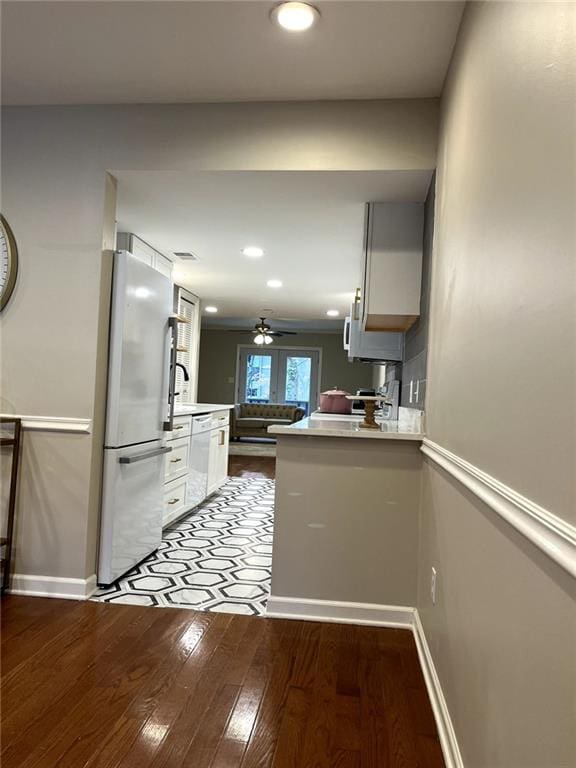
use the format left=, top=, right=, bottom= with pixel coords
left=0, top=417, right=21, bottom=594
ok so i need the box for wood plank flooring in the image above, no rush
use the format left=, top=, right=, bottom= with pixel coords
left=1, top=596, right=444, bottom=767
left=228, top=455, right=276, bottom=480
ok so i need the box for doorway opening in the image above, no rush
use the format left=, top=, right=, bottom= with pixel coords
left=236, top=345, right=321, bottom=416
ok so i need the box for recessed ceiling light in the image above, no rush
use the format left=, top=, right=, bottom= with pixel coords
left=326, top=309, right=340, bottom=317
left=272, top=2, right=319, bottom=31
left=267, top=279, right=283, bottom=288
left=205, top=305, right=218, bottom=313
left=242, top=246, right=264, bottom=258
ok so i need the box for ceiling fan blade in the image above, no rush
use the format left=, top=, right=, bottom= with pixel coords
left=226, top=329, right=257, bottom=333
left=270, top=331, right=298, bottom=336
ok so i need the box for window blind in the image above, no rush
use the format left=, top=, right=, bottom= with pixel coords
left=175, top=297, right=195, bottom=403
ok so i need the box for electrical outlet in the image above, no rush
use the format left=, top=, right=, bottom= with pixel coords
left=431, top=567, right=437, bottom=605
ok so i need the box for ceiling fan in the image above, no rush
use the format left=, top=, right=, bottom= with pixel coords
left=227, top=317, right=297, bottom=345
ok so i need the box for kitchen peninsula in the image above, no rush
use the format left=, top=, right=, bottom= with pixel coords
left=266, top=413, right=424, bottom=623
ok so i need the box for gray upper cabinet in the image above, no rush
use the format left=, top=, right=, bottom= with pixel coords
left=362, top=203, right=424, bottom=332
left=344, top=312, right=403, bottom=362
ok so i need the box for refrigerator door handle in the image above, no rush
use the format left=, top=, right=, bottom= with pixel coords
left=163, top=316, right=178, bottom=432
left=119, top=446, right=172, bottom=464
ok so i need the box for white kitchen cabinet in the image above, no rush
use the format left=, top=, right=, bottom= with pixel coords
left=162, top=414, right=191, bottom=526
left=153, top=252, right=173, bottom=278
left=162, top=410, right=230, bottom=528
left=163, top=476, right=188, bottom=527
left=169, top=414, right=192, bottom=440
left=164, top=436, right=189, bottom=482
left=207, top=418, right=230, bottom=496
left=117, top=232, right=173, bottom=279
left=362, top=203, right=424, bottom=332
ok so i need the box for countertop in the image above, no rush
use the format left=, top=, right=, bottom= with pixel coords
left=268, top=415, right=424, bottom=441
left=173, top=403, right=234, bottom=417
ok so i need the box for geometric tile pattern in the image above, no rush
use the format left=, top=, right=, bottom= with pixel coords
left=91, top=477, right=274, bottom=616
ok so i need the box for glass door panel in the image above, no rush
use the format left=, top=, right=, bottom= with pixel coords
left=240, top=351, right=277, bottom=404
left=237, top=347, right=319, bottom=414
left=277, top=350, right=320, bottom=415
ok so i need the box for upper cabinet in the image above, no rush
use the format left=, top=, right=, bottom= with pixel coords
left=344, top=313, right=403, bottom=362
left=116, top=232, right=173, bottom=279
left=361, top=203, right=424, bottom=332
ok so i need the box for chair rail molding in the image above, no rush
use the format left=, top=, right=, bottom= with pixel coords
left=421, top=439, right=576, bottom=579
left=0, top=414, right=92, bottom=433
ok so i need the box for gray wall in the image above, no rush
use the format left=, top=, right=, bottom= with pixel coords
left=420, top=3, right=576, bottom=766
left=197, top=329, right=373, bottom=406
left=401, top=174, right=435, bottom=408
left=0, top=99, right=438, bottom=582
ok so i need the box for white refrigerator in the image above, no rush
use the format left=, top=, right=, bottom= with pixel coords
left=98, top=251, right=174, bottom=585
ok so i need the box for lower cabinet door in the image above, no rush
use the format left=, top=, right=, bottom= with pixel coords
left=207, top=426, right=229, bottom=496
left=216, top=426, right=230, bottom=486
left=207, top=429, right=220, bottom=496
left=163, top=476, right=188, bottom=527
left=164, top=436, right=190, bottom=482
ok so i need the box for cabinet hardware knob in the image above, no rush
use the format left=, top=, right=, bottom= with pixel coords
left=174, top=425, right=184, bottom=430
left=170, top=457, right=182, bottom=463
left=168, top=498, right=179, bottom=505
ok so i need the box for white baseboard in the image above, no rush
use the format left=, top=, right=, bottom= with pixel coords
left=266, top=594, right=415, bottom=628
left=412, top=611, right=464, bottom=768
left=9, top=573, right=98, bottom=600
left=266, top=595, right=463, bottom=768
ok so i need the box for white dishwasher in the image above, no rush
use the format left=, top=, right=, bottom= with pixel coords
left=186, top=413, right=212, bottom=509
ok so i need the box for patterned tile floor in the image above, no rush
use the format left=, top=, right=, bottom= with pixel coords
left=92, top=476, right=274, bottom=616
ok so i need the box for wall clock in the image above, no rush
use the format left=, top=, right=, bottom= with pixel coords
left=0, top=215, right=19, bottom=311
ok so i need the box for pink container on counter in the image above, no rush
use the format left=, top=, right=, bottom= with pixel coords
left=319, top=388, right=352, bottom=415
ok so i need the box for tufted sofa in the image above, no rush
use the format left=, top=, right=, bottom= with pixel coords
left=231, top=403, right=305, bottom=440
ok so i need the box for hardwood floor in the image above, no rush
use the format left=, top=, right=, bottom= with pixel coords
left=1, top=596, right=444, bottom=767
left=228, top=455, right=276, bottom=480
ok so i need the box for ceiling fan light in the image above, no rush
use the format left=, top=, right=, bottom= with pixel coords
left=254, top=333, right=265, bottom=344
left=264, top=335, right=274, bottom=344
left=272, top=2, right=319, bottom=31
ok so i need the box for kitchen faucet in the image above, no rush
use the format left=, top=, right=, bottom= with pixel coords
left=174, top=362, right=189, bottom=382
left=171, top=362, right=190, bottom=400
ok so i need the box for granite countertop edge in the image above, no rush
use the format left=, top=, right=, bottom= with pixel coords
left=268, top=417, right=424, bottom=441
left=173, top=403, right=235, bottom=417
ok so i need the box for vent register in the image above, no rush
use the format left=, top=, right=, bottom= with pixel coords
left=173, top=252, right=199, bottom=261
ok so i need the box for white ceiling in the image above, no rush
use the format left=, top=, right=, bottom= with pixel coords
left=115, top=170, right=432, bottom=321
left=2, top=1, right=464, bottom=105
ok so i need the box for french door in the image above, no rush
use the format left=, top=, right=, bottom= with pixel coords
left=237, top=348, right=320, bottom=416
